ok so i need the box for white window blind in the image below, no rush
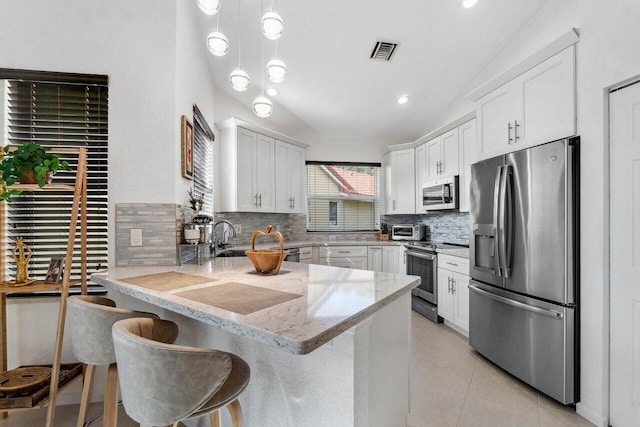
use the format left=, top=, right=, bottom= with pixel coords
left=3, top=76, right=108, bottom=284
left=306, top=162, right=380, bottom=232
left=192, top=105, right=214, bottom=213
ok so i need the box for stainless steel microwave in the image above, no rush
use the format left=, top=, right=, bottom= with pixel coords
left=421, top=176, right=459, bottom=211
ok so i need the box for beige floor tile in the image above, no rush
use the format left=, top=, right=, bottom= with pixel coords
left=0, top=410, right=34, bottom=427
left=538, top=394, right=594, bottom=427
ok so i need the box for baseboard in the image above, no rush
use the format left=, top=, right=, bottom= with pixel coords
left=576, top=402, right=607, bottom=427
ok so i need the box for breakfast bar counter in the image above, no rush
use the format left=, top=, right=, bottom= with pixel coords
left=92, top=258, right=419, bottom=427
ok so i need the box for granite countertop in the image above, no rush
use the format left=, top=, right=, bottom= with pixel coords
left=91, top=258, right=419, bottom=355
left=436, top=247, right=470, bottom=259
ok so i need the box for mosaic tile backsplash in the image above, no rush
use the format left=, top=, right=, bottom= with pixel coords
left=381, top=212, right=470, bottom=245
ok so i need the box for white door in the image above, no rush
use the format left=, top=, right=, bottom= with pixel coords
left=437, top=268, right=454, bottom=322
left=476, top=84, right=518, bottom=160
left=393, top=149, right=415, bottom=214
left=415, top=143, right=427, bottom=212
left=288, top=145, right=304, bottom=213
left=255, top=134, right=275, bottom=211
left=368, top=246, right=383, bottom=272
left=458, top=119, right=477, bottom=213
left=382, top=246, right=399, bottom=273
left=426, top=137, right=441, bottom=180
left=274, top=141, right=290, bottom=212
left=610, top=81, right=640, bottom=426
left=236, top=128, right=257, bottom=211
left=453, top=272, right=470, bottom=333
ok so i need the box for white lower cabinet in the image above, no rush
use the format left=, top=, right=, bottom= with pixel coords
left=300, top=246, right=313, bottom=264
left=437, top=254, right=470, bottom=334
left=367, top=245, right=401, bottom=273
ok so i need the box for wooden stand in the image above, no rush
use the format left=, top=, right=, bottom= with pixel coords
left=0, top=148, right=88, bottom=426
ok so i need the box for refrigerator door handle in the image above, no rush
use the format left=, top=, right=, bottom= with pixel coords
left=468, top=284, right=564, bottom=319
left=493, top=166, right=503, bottom=276
left=501, top=165, right=514, bottom=278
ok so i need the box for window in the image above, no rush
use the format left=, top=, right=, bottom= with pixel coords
left=1, top=70, right=108, bottom=285
left=306, top=162, right=381, bottom=232
left=191, top=105, right=214, bottom=213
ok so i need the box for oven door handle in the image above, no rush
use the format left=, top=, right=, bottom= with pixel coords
left=405, top=250, right=436, bottom=261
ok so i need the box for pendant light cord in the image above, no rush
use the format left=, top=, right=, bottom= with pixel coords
left=261, top=0, right=265, bottom=96
left=237, top=0, right=242, bottom=67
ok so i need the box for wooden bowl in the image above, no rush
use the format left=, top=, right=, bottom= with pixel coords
left=245, top=225, right=288, bottom=275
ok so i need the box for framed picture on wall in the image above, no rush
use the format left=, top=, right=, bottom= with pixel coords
left=181, top=115, right=194, bottom=179
left=44, top=257, right=65, bottom=284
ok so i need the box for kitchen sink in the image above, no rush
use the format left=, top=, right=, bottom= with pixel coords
left=215, top=248, right=247, bottom=257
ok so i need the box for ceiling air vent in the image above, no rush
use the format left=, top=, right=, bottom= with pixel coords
left=370, top=41, right=398, bottom=62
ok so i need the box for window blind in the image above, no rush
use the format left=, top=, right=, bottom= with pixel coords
left=306, top=163, right=380, bottom=232
left=3, top=78, right=108, bottom=282
left=192, top=105, right=214, bottom=213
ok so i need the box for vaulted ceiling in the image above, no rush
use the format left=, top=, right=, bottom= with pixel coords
left=197, top=0, right=548, bottom=143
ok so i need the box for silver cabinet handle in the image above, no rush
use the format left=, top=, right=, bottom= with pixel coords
left=254, top=194, right=258, bottom=207
left=514, top=120, right=520, bottom=142
left=292, top=197, right=295, bottom=209
left=452, top=278, right=456, bottom=295
left=259, top=193, right=262, bottom=207
left=289, top=197, right=293, bottom=209
left=469, top=283, right=563, bottom=319
left=508, top=122, right=513, bottom=144
left=447, top=277, right=452, bottom=293
left=445, top=261, right=458, bottom=267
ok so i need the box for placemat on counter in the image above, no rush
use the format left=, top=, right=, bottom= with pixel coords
left=119, top=271, right=216, bottom=291
left=175, top=282, right=302, bottom=315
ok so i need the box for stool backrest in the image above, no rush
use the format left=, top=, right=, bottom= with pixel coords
left=67, top=295, right=158, bottom=365
left=112, top=317, right=232, bottom=425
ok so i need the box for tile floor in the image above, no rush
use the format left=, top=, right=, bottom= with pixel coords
left=408, top=311, right=594, bottom=427
left=0, top=311, right=594, bottom=427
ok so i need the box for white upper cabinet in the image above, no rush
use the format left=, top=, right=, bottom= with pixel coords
left=384, top=149, right=415, bottom=214
left=275, top=140, right=305, bottom=213
left=476, top=45, right=575, bottom=161
left=458, top=119, right=477, bottom=213
left=425, top=130, right=459, bottom=180
left=415, top=143, right=427, bottom=212
left=219, top=126, right=276, bottom=212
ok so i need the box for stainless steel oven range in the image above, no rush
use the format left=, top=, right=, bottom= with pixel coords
left=405, top=242, right=469, bottom=323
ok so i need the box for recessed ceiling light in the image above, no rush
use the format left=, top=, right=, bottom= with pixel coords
left=266, top=87, right=279, bottom=97
left=397, top=95, right=409, bottom=105
left=461, top=0, right=479, bottom=8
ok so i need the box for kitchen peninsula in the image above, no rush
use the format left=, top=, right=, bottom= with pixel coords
left=92, top=257, right=419, bottom=427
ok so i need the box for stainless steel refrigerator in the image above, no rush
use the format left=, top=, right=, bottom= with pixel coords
left=468, top=137, right=579, bottom=405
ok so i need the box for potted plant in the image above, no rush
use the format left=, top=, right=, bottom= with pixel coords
left=0, top=142, right=70, bottom=202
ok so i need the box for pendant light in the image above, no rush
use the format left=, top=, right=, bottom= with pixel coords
left=262, top=0, right=283, bottom=40
left=207, top=12, right=228, bottom=56
left=253, top=20, right=273, bottom=118
left=266, top=40, right=287, bottom=83
left=197, top=0, right=220, bottom=15
left=229, top=0, right=250, bottom=91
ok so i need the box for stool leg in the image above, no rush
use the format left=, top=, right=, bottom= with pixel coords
left=76, top=364, right=96, bottom=427
left=103, top=363, right=119, bottom=427
left=209, top=409, right=221, bottom=427
left=227, top=399, right=244, bottom=427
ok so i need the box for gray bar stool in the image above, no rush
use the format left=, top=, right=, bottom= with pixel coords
left=112, top=317, right=250, bottom=427
left=67, top=295, right=159, bottom=427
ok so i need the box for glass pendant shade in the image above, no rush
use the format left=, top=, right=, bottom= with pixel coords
left=229, top=69, right=250, bottom=91
left=253, top=96, right=273, bottom=118
left=197, top=0, right=221, bottom=15
left=261, top=11, right=284, bottom=40
left=266, top=59, right=287, bottom=83
left=207, top=31, right=229, bottom=56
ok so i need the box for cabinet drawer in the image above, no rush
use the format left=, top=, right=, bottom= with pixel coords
left=438, top=254, right=469, bottom=275
left=300, top=246, right=313, bottom=258
left=319, top=246, right=368, bottom=258
left=319, top=257, right=368, bottom=270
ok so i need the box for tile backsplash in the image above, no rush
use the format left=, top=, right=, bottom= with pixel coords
left=382, top=212, right=470, bottom=245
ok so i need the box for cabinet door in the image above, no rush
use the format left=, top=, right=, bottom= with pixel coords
left=518, top=45, right=575, bottom=149
left=236, top=128, right=258, bottom=211
left=440, top=128, right=459, bottom=177
left=426, top=137, right=441, bottom=181
left=274, top=141, right=290, bottom=212
left=382, top=246, right=400, bottom=273
left=453, top=272, right=470, bottom=333
left=437, top=268, right=454, bottom=322
left=255, top=134, right=275, bottom=211
left=383, top=152, right=394, bottom=214
left=415, top=144, right=427, bottom=212
left=288, top=145, right=305, bottom=213
left=392, top=149, right=415, bottom=214
left=368, top=246, right=383, bottom=272
left=458, top=119, right=477, bottom=213
left=476, top=84, right=519, bottom=161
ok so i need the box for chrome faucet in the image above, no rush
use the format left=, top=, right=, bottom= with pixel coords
left=212, top=220, right=237, bottom=256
